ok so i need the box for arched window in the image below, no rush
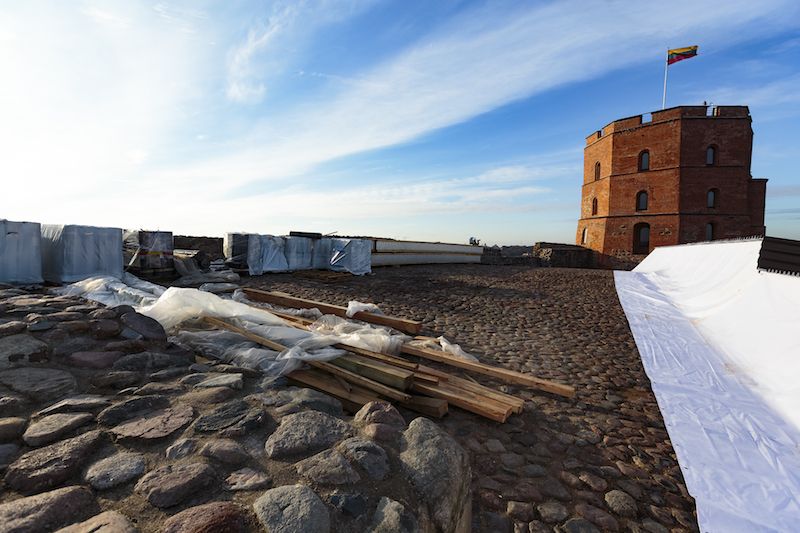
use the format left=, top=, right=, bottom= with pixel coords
left=638, top=150, right=650, bottom=171
left=707, top=188, right=718, bottom=208
left=591, top=197, right=598, bottom=216
left=633, top=223, right=650, bottom=254
left=594, top=162, right=601, bottom=181
left=581, top=227, right=588, bottom=244
left=636, top=190, right=648, bottom=211
left=705, top=223, right=715, bottom=241
left=706, top=146, right=716, bottom=165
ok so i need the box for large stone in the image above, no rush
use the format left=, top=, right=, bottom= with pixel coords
left=67, top=351, right=124, bottom=369
left=0, top=367, right=76, bottom=402
left=263, top=387, right=343, bottom=417
left=338, top=437, right=389, bottom=480
left=22, top=412, right=94, bottom=446
left=353, top=400, right=405, bottom=428
left=225, top=467, right=271, bottom=491
left=55, top=510, right=137, bottom=533
left=0, top=417, right=26, bottom=442
left=84, top=453, right=146, bottom=490
left=110, top=405, right=194, bottom=440
left=4, top=430, right=104, bottom=493
left=0, top=485, right=99, bottom=533
left=162, top=501, right=246, bottom=533
left=0, top=321, right=27, bottom=337
left=0, top=443, right=20, bottom=468
left=37, top=395, right=111, bottom=416
left=90, top=319, right=121, bottom=339
left=120, top=312, right=167, bottom=341
left=604, top=489, right=638, bottom=517
left=96, top=395, right=170, bottom=425
left=90, top=371, right=141, bottom=390
left=253, top=484, right=330, bottom=533
left=200, top=438, right=250, bottom=465
left=575, top=503, right=619, bottom=531
left=561, top=518, right=601, bottom=533
left=113, top=351, right=191, bottom=371
left=295, top=449, right=360, bottom=485
left=399, top=417, right=471, bottom=533
left=194, top=399, right=250, bottom=432
left=367, top=497, right=420, bottom=533
left=195, top=373, right=243, bottom=390
left=134, top=462, right=216, bottom=508
left=265, top=410, right=352, bottom=459
left=537, top=501, right=568, bottom=523
left=0, top=334, right=49, bottom=363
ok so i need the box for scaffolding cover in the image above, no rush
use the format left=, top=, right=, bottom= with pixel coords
left=41, top=224, right=124, bottom=283
left=0, top=220, right=43, bottom=284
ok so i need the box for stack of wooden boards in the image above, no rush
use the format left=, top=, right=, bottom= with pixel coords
left=204, top=288, right=575, bottom=423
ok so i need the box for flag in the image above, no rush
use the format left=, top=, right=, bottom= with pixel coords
left=667, top=46, right=698, bottom=65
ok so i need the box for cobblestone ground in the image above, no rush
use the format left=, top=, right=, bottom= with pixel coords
left=244, top=265, right=700, bottom=533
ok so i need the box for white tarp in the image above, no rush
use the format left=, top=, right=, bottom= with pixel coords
left=0, top=220, right=43, bottom=284
left=41, top=224, right=123, bottom=283
left=311, top=238, right=333, bottom=270
left=330, top=238, right=372, bottom=275
left=615, top=239, right=800, bottom=532
left=284, top=236, right=313, bottom=270
left=247, top=235, right=289, bottom=275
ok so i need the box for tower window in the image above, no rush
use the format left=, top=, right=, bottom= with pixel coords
left=638, top=150, right=650, bottom=171
left=591, top=197, right=598, bottom=216
left=633, top=223, right=650, bottom=254
left=707, top=188, right=718, bottom=208
left=706, top=146, right=716, bottom=165
left=594, top=162, right=601, bottom=181
left=705, top=223, right=715, bottom=241
left=581, top=227, right=588, bottom=244
left=636, top=191, right=648, bottom=211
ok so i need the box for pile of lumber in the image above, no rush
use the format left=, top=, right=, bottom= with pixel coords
left=205, top=288, right=574, bottom=423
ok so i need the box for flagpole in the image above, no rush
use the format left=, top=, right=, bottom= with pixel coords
left=662, top=49, right=669, bottom=109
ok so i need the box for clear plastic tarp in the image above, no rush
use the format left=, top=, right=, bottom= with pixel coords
left=41, top=224, right=123, bottom=283
left=56, top=273, right=165, bottom=308
left=284, top=236, right=313, bottom=271
left=311, top=238, right=333, bottom=270
left=0, top=220, right=43, bottom=284
left=615, top=239, right=800, bottom=532
left=124, top=230, right=173, bottom=270
left=330, top=238, right=372, bottom=275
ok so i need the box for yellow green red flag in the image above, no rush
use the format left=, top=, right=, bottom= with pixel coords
left=667, top=46, right=698, bottom=65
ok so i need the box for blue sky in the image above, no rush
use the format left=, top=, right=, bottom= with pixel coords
left=1, top=0, right=799, bottom=245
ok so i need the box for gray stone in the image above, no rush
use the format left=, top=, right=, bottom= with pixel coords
left=132, top=382, right=183, bottom=395
left=399, top=417, right=471, bottom=533
left=0, top=321, right=27, bottom=337
left=0, top=443, right=20, bottom=468
left=84, top=453, right=146, bottom=490
left=89, top=308, right=118, bottom=320
left=353, top=400, right=404, bottom=427
left=295, top=449, right=360, bottom=485
left=537, top=501, right=568, bottom=523
left=0, top=485, right=99, bottom=533
left=507, top=501, right=535, bottom=522
left=523, top=464, right=547, bottom=477
left=482, top=512, right=511, bottom=532
left=501, top=452, right=525, bottom=468
left=268, top=387, right=343, bottom=417
left=149, top=367, right=187, bottom=381
left=180, top=373, right=209, bottom=386
left=90, top=371, right=141, bottom=389
left=5, top=430, right=104, bottom=493
left=166, top=438, right=198, bottom=459
left=22, top=412, right=93, bottom=446
left=0, top=334, right=49, bottom=363
left=110, top=405, right=193, bottom=440
left=162, top=502, right=246, bottom=533
left=265, top=410, right=352, bottom=459
left=641, top=519, right=670, bottom=533
left=112, top=351, right=191, bottom=371
left=575, top=503, right=619, bottom=531
left=134, top=462, right=216, bottom=508
left=200, top=438, right=250, bottom=465
left=367, top=496, right=420, bottom=533
left=329, top=491, right=367, bottom=517
left=561, top=518, right=601, bottom=533
left=37, top=395, right=111, bottom=416
left=579, top=471, right=608, bottom=492
left=27, top=321, right=55, bottom=332
left=0, top=417, right=26, bottom=442
left=538, top=477, right=571, bottom=500
left=90, top=319, right=121, bottom=339
left=225, top=467, right=271, bottom=491
left=220, top=406, right=267, bottom=438
left=51, top=336, right=97, bottom=357
left=67, top=351, right=123, bottom=369
left=120, top=311, right=167, bottom=341
left=253, top=484, right=330, bottom=533
left=485, top=438, right=506, bottom=453
left=47, top=311, right=86, bottom=322
left=194, top=399, right=250, bottom=432
left=195, top=373, right=243, bottom=389
left=0, top=367, right=76, bottom=401
left=55, top=510, right=137, bottom=533
left=97, top=395, right=170, bottom=425
left=604, top=489, right=637, bottom=517
left=338, top=437, right=389, bottom=480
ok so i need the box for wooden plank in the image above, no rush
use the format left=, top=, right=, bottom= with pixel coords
left=401, top=344, right=575, bottom=398
left=242, top=288, right=423, bottom=334
left=411, top=381, right=511, bottom=423
left=204, top=317, right=286, bottom=351
left=411, top=372, right=439, bottom=385
left=313, top=361, right=412, bottom=402
left=288, top=369, right=378, bottom=412
left=396, top=395, right=448, bottom=418
left=328, top=353, right=414, bottom=391
left=445, top=374, right=525, bottom=414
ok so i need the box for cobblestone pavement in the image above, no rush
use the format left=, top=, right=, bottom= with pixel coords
left=244, top=265, right=700, bottom=533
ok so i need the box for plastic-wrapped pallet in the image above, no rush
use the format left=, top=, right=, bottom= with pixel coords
left=330, top=238, right=372, bottom=275
left=311, top=238, right=334, bottom=270
left=284, top=236, right=313, bottom=270
left=124, top=230, right=174, bottom=272
left=247, top=235, right=288, bottom=275
left=40, top=224, right=124, bottom=283
left=223, top=233, right=250, bottom=269
left=0, top=220, right=43, bottom=284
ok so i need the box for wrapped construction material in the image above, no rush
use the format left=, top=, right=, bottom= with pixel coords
left=124, top=230, right=173, bottom=271
left=224, top=234, right=289, bottom=275
left=223, top=233, right=250, bottom=269
left=311, top=238, right=334, bottom=269
left=330, top=238, right=372, bottom=275
left=0, top=220, right=43, bottom=284
left=40, top=224, right=123, bottom=283
left=284, top=236, right=313, bottom=270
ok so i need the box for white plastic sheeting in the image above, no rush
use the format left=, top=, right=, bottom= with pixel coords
left=57, top=273, right=165, bottom=308
left=346, top=300, right=382, bottom=318
left=41, top=224, right=123, bottom=283
left=615, top=239, right=800, bottom=532
left=330, top=238, right=372, bottom=275
left=311, top=238, right=333, bottom=270
left=0, top=220, right=42, bottom=284
left=247, top=235, right=289, bottom=275
left=284, top=236, right=313, bottom=270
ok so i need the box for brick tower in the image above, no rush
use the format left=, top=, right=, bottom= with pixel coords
left=575, top=105, right=767, bottom=267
